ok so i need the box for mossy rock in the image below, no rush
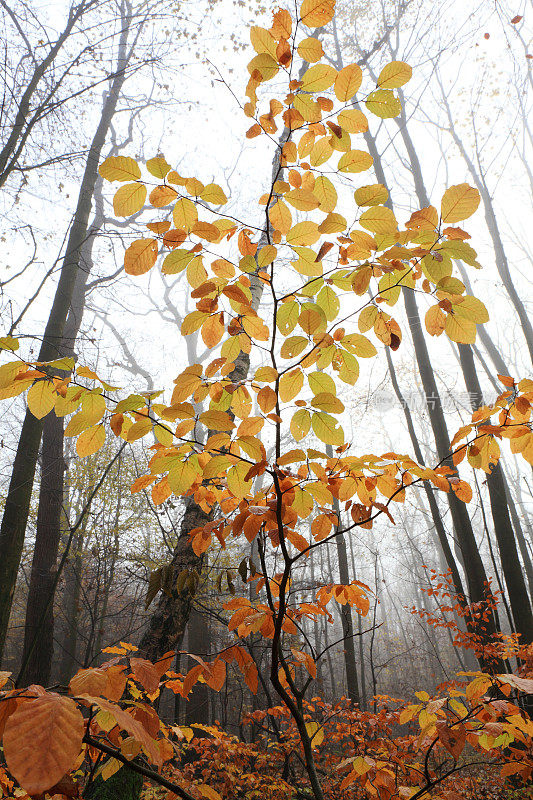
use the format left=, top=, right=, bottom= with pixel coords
left=84, top=764, right=143, bottom=800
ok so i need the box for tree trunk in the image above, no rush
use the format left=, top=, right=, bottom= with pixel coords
left=458, top=343, right=533, bottom=644
left=58, top=530, right=84, bottom=685
left=363, top=123, right=495, bottom=630
left=19, top=414, right=65, bottom=685
left=8, top=12, right=133, bottom=673
left=326, top=447, right=359, bottom=704
left=439, top=86, right=533, bottom=364
left=184, top=606, right=210, bottom=724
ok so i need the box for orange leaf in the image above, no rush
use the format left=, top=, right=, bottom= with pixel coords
left=4, top=694, right=84, bottom=795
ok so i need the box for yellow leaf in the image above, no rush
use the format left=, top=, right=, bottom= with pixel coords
left=337, top=108, right=368, bottom=133
left=285, top=189, right=320, bottom=211
left=338, top=149, right=373, bottom=173
left=354, top=183, right=388, bottom=207
left=445, top=314, right=477, bottom=344
left=377, top=61, right=412, bottom=89
left=277, top=301, right=300, bottom=335
left=312, top=411, right=344, bottom=445
left=269, top=200, right=293, bottom=234
left=201, top=183, right=228, bottom=205
left=358, top=305, right=378, bottom=332
left=254, top=366, right=278, bottom=382
left=301, top=64, right=337, bottom=92
left=441, top=184, right=480, bottom=223
left=316, top=285, right=339, bottom=320
left=247, top=53, right=279, bottom=81
left=365, top=89, right=401, bottom=118
left=146, top=156, right=171, bottom=179
left=162, top=249, right=195, bottom=275
left=281, top=336, right=308, bottom=359
left=337, top=350, right=359, bottom=384
left=314, top=176, right=337, bottom=212
left=0, top=336, right=19, bottom=352
left=359, top=206, right=398, bottom=234
left=99, top=156, right=140, bottom=182
left=286, top=221, right=321, bottom=246
left=257, top=245, right=277, bottom=267
left=279, top=369, right=304, bottom=402
left=76, top=424, right=106, bottom=457
left=334, top=64, right=362, bottom=101
left=453, top=295, right=489, bottom=324
left=168, top=461, right=197, bottom=495
left=124, top=238, right=158, bottom=276
left=310, top=137, right=333, bottom=167
left=199, top=410, right=235, bottom=431
left=250, top=26, right=277, bottom=57
left=27, top=380, right=56, bottom=419
left=297, top=36, right=324, bottom=62
left=173, top=197, right=198, bottom=231
left=277, top=448, right=306, bottom=465
left=305, top=721, right=324, bottom=747
left=227, top=461, right=252, bottom=499
left=300, top=0, right=335, bottom=27
left=311, top=392, right=344, bottom=413
left=113, top=183, right=147, bottom=216
left=292, top=485, right=314, bottom=516
left=64, top=393, right=106, bottom=436
left=341, top=333, right=377, bottom=357
left=308, top=371, right=336, bottom=394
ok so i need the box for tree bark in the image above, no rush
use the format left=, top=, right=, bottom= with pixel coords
left=363, top=122, right=495, bottom=626
left=328, top=460, right=359, bottom=705
left=458, top=343, right=533, bottom=644
left=1, top=10, right=133, bottom=665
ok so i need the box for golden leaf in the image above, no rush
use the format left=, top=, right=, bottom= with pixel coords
left=338, top=149, right=373, bottom=173
left=300, top=64, right=337, bottom=92
left=334, top=64, right=362, bottom=101
left=377, top=60, right=412, bottom=89
left=297, top=37, right=324, bottom=63
left=113, top=183, right=147, bottom=216
left=27, top=380, right=56, bottom=420
left=76, top=424, right=106, bottom=457
left=441, top=184, right=481, bottom=223
left=300, top=0, right=336, bottom=27
left=124, top=238, right=158, bottom=276
left=99, top=155, right=140, bottom=182
left=365, top=89, right=401, bottom=119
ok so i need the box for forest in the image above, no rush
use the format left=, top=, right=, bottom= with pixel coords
left=0, top=0, right=533, bottom=798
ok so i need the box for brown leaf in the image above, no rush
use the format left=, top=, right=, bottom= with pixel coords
left=3, top=694, right=84, bottom=795
left=436, top=722, right=466, bottom=759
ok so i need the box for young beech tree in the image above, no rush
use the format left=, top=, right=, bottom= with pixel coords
left=1, top=1, right=533, bottom=799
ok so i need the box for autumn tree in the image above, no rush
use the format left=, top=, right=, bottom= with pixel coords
left=0, top=1, right=532, bottom=799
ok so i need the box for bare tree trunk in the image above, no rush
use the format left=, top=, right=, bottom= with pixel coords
left=326, top=448, right=359, bottom=704
left=19, top=414, right=65, bottom=685
left=458, top=343, right=533, bottom=643
left=438, top=84, right=533, bottom=364
left=13, top=11, right=133, bottom=678
left=363, top=124, right=496, bottom=641
left=58, top=530, right=84, bottom=684
left=184, top=606, right=211, bottom=724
